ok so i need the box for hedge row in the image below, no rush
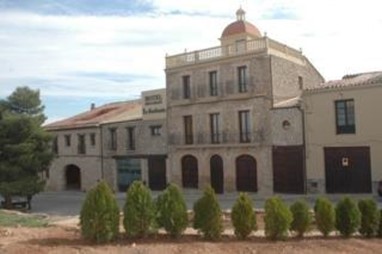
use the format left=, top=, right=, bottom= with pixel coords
left=80, top=181, right=382, bottom=243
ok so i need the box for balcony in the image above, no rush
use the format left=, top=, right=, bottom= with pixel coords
left=168, top=131, right=265, bottom=146
left=166, top=37, right=305, bottom=69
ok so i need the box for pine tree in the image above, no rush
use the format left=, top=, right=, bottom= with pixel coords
left=0, top=87, right=54, bottom=209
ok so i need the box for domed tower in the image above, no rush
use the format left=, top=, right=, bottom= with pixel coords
left=220, top=7, right=262, bottom=46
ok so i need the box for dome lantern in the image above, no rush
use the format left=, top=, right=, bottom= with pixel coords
left=236, top=7, right=246, bottom=21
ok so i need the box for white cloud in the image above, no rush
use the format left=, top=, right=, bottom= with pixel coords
left=0, top=0, right=382, bottom=120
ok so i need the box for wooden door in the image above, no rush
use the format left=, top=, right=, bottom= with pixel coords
left=272, top=146, right=304, bottom=194
left=182, top=155, right=198, bottom=188
left=236, top=155, right=257, bottom=192
left=148, top=157, right=167, bottom=190
left=325, top=147, right=371, bottom=193
left=210, top=155, right=224, bottom=194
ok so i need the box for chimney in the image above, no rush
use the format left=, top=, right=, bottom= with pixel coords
left=90, top=103, right=95, bottom=110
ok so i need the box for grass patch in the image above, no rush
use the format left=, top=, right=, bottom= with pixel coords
left=0, top=210, right=48, bottom=227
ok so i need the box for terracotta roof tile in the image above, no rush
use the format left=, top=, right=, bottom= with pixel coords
left=221, top=20, right=261, bottom=38
left=304, top=71, right=382, bottom=92
left=44, top=100, right=142, bottom=130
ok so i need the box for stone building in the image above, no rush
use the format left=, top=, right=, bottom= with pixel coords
left=303, top=72, right=382, bottom=195
left=165, top=8, right=324, bottom=195
left=44, top=89, right=167, bottom=192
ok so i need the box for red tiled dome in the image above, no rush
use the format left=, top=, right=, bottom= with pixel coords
left=221, top=20, right=261, bottom=38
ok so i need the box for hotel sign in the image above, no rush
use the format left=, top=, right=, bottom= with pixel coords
left=143, top=93, right=166, bottom=115
left=145, top=94, right=162, bottom=105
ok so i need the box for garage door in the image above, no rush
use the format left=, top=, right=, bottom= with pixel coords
left=272, top=146, right=304, bottom=194
left=325, top=147, right=371, bottom=193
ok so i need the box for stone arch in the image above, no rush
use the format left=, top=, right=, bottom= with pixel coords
left=181, top=155, right=198, bottom=188
left=210, top=154, right=224, bottom=194
left=65, top=164, right=81, bottom=190
left=236, top=155, right=257, bottom=192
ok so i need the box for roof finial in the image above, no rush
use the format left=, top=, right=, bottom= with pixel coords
left=236, top=6, right=246, bottom=21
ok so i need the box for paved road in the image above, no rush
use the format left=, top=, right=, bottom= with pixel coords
left=27, top=190, right=382, bottom=216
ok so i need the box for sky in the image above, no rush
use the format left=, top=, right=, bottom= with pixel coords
left=0, top=0, right=381, bottom=123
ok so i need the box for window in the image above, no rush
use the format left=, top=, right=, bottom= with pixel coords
left=150, top=125, right=162, bottom=136
left=126, top=127, right=135, bottom=150
left=210, top=113, right=220, bottom=144
left=109, top=128, right=117, bottom=150
left=238, top=66, right=247, bottom=93
left=239, top=110, right=251, bottom=143
left=77, top=134, right=86, bottom=154
left=298, top=76, right=303, bottom=90
left=209, top=71, right=218, bottom=96
left=184, top=115, right=193, bottom=144
left=90, top=133, right=95, bottom=146
left=64, top=135, right=71, bottom=147
left=335, top=99, right=355, bottom=134
left=182, top=75, right=191, bottom=99
left=52, top=136, right=58, bottom=154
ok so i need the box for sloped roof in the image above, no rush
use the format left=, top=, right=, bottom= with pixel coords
left=304, top=71, right=382, bottom=92
left=273, top=96, right=301, bottom=108
left=45, top=100, right=142, bottom=130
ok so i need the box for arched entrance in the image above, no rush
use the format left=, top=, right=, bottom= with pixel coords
left=210, top=155, right=224, bottom=194
left=236, top=155, right=257, bottom=192
left=181, top=155, right=198, bottom=188
left=65, top=164, right=81, bottom=190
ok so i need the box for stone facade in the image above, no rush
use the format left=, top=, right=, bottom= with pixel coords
left=303, top=72, right=382, bottom=195
left=165, top=10, right=323, bottom=194
left=45, top=89, right=168, bottom=192
left=46, top=127, right=103, bottom=191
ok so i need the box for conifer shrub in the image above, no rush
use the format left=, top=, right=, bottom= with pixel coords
left=358, top=199, right=379, bottom=237
left=193, top=185, right=223, bottom=240
left=123, top=181, right=156, bottom=238
left=80, top=181, right=120, bottom=243
left=156, top=183, right=188, bottom=238
left=231, top=193, right=257, bottom=239
left=290, top=200, right=312, bottom=237
left=378, top=210, right=382, bottom=237
left=314, top=197, right=335, bottom=237
left=335, top=197, right=361, bottom=237
left=264, top=196, right=292, bottom=240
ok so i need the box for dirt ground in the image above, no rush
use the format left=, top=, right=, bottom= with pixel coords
left=2, top=222, right=382, bottom=254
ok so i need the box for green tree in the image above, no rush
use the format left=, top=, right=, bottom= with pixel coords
left=335, top=197, right=361, bottom=237
left=231, top=193, right=257, bottom=239
left=123, top=181, right=156, bottom=238
left=156, top=183, right=188, bottom=238
left=290, top=200, right=312, bottom=237
left=80, top=181, right=120, bottom=243
left=0, top=87, right=53, bottom=209
left=193, top=185, right=223, bottom=240
left=314, top=197, right=336, bottom=237
left=264, top=196, right=292, bottom=240
left=358, top=199, right=379, bottom=237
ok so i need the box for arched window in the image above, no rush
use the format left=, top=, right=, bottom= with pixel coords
left=65, top=164, right=81, bottom=190
left=236, top=155, right=257, bottom=192
left=181, top=155, right=198, bottom=188
left=210, top=155, right=224, bottom=194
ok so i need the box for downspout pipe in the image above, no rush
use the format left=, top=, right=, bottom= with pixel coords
left=297, top=100, right=307, bottom=194
left=99, top=124, right=104, bottom=180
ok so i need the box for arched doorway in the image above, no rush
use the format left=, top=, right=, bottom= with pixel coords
left=181, top=155, right=198, bottom=188
left=210, top=155, right=224, bottom=194
left=236, top=155, right=257, bottom=192
left=65, top=164, right=81, bottom=190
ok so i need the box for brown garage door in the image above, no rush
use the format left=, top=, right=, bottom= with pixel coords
left=325, top=146, right=371, bottom=193
left=272, top=146, right=304, bottom=194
